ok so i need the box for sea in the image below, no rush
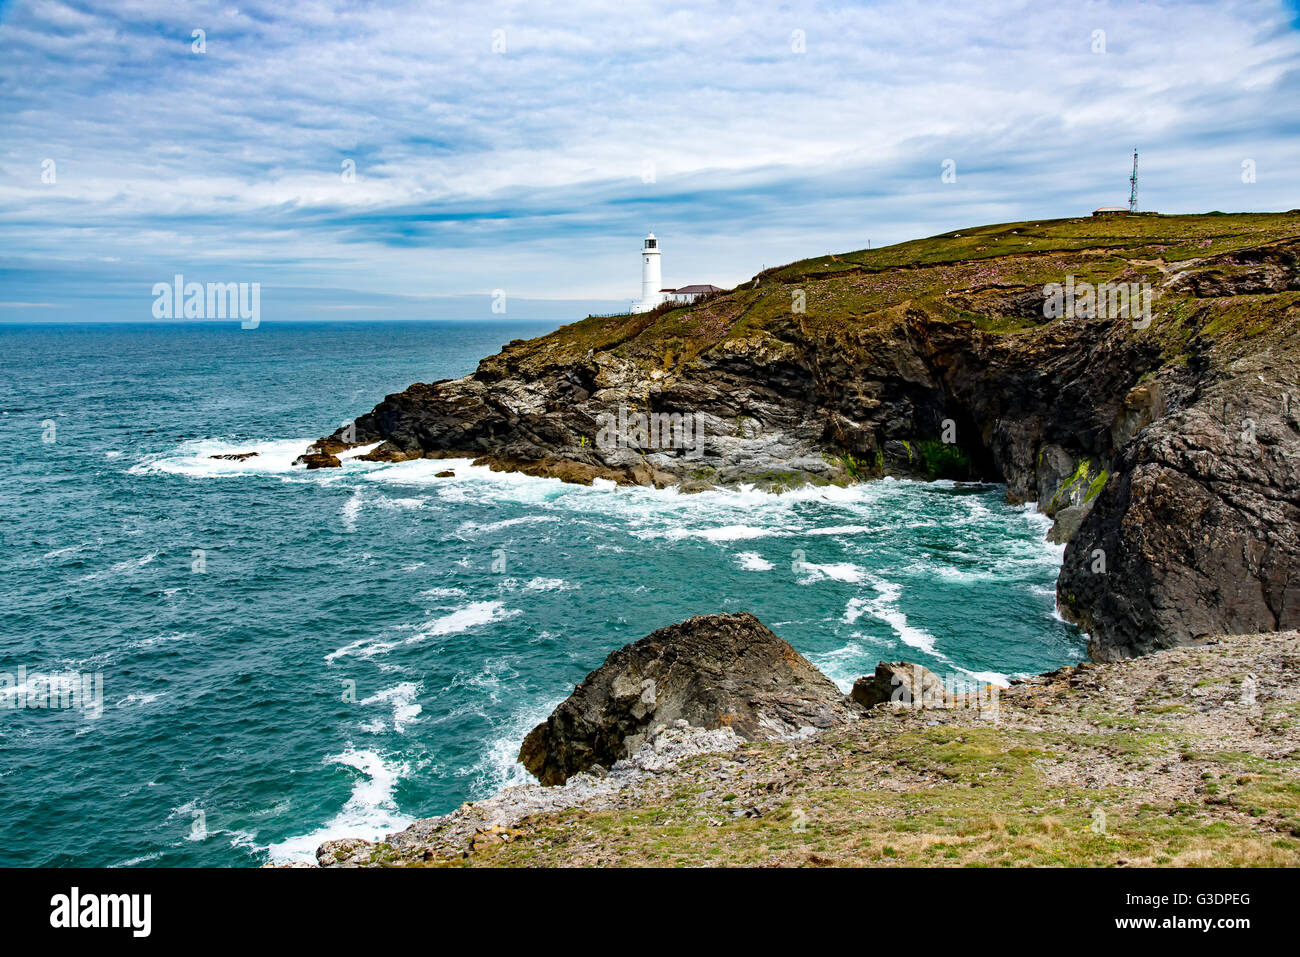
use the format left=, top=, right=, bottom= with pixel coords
left=0, top=320, right=1085, bottom=867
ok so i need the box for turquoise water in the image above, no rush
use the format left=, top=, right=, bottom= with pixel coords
left=0, top=320, right=1085, bottom=867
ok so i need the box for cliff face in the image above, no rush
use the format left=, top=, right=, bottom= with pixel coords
left=305, top=213, right=1300, bottom=660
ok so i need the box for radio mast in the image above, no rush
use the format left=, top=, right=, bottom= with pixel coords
left=1128, top=148, right=1139, bottom=213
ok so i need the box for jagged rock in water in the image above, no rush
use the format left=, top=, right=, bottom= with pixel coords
left=518, top=612, right=857, bottom=785
left=208, top=451, right=259, bottom=461
left=293, top=452, right=341, bottom=469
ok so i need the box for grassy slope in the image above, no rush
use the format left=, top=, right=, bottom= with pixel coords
left=428, top=632, right=1300, bottom=868
left=510, top=212, right=1300, bottom=376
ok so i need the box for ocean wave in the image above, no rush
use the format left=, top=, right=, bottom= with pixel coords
left=128, top=438, right=336, bottom=478
left=797, top=561, right=866, bottom=584
left=265, top=748, right=412, bottom=865
left=455, top=515, right=562, bottom=538
left=115, top=692, right=168, bottom=708
left=807, top=639, right=882, bottom=693
left=360, top=681, right=423, bottom=733
left=641, top=524, right=779, bottom=542
left=471, top=693, right=567, bottom=797
left=856, top=576, right=943, bottom=658
left=75, top=550, right=159, bottom=583
left=325, top=600, right=518, bottom=663
left=341, top=488, right=363, bottom=532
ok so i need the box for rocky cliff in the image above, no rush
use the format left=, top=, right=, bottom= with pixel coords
left=304, top=212, right=1300, bottom=660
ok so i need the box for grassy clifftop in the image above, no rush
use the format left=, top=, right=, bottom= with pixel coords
left=501, top=211, right=1300, bottom=375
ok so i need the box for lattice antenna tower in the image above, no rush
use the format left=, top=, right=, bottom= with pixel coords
left=1128, top=148, right=1139, bottom=213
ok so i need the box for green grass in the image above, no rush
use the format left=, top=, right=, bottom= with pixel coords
left=437, top=715, right=1298, bottom=868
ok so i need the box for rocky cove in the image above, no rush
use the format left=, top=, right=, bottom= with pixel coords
left=298, top=212, right=1300, bottom=866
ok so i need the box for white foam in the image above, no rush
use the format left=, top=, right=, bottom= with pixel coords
left=523, top=577, right=573, bottom=592
left=76, top=551, right=158, bottom=583
left=650, top=524, right=776, bottom=542
left=360, top=682, right=423, bottom=733
left=808, top=639, right=880, bottom=693
left=337, top=443, right=382, bottom=461
left=372, top=495, right=427, bottom=511
left=266, top=748, right=412, bottom=865
left=857, top=576, right=942, bottom=657
left=797, top=561, right=867, bottom=583
left=129, top=632, right=189, bottom=651
left=115, top=692, right=167, bottom=708
left=473, top=693, right=568, bottom=796
left=952, top=667, right=1011, bottom=687
left=341, top=489, right=363, bottom=532
left=129, top=437, right=384, bottom=479
left=735, top=552, right=774, bottom=571
left=456, top=515, right=561, bottom=537
left=130, top=438, right=316, bottom=477
left=417, top=586, right=467, bottom=599
left=412, top=601, right=517, bottom=641
left=325, top=601, right=518, bottom=663
left=42, top=543, right=87, bottom=560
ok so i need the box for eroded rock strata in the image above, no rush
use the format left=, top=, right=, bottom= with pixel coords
left=306, top=213, right=1300, bottom=659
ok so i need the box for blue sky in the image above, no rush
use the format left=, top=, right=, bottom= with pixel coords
left=2, top=0, right=1299, bottom=321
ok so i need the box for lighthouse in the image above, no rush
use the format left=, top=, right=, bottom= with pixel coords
left=632, top=233, right=663, bottom=313
left=630, top=232, right=720, bottom=313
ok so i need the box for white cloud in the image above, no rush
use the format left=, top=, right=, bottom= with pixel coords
left=0, top=0, right=1297, bottom=302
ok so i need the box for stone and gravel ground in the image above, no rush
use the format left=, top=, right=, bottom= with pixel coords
left=319, top=631, right=1300, bottom=868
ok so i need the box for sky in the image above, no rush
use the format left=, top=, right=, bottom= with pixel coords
left=1, top=0, right=1299, bottom=321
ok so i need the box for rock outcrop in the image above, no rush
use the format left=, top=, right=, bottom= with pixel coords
left=293, top=451, right=341, bottom=469
left=852, top=661, right=957, bottom=708
left=209, top=451, right=259, bottom=461
left=517, top=612, right=858, bottom=785
left=305, top=213, right=1300, bottom=659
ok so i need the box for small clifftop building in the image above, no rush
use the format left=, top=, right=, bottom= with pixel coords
left=631, top=233, right=720, bottom=313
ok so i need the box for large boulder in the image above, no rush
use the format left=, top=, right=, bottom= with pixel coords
left=851, top=660, right=995, bottom=712
left=518, top=612, right=856, bottom=785
left=293, top=452, right=341, bottom=469
left=852, top=661, right=949, bottom=708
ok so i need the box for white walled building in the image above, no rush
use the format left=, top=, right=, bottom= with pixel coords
left=630, top=233, right=721, bottom=313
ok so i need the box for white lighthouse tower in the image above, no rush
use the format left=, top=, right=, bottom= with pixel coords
left=632, top=233, right=663, bottom=313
